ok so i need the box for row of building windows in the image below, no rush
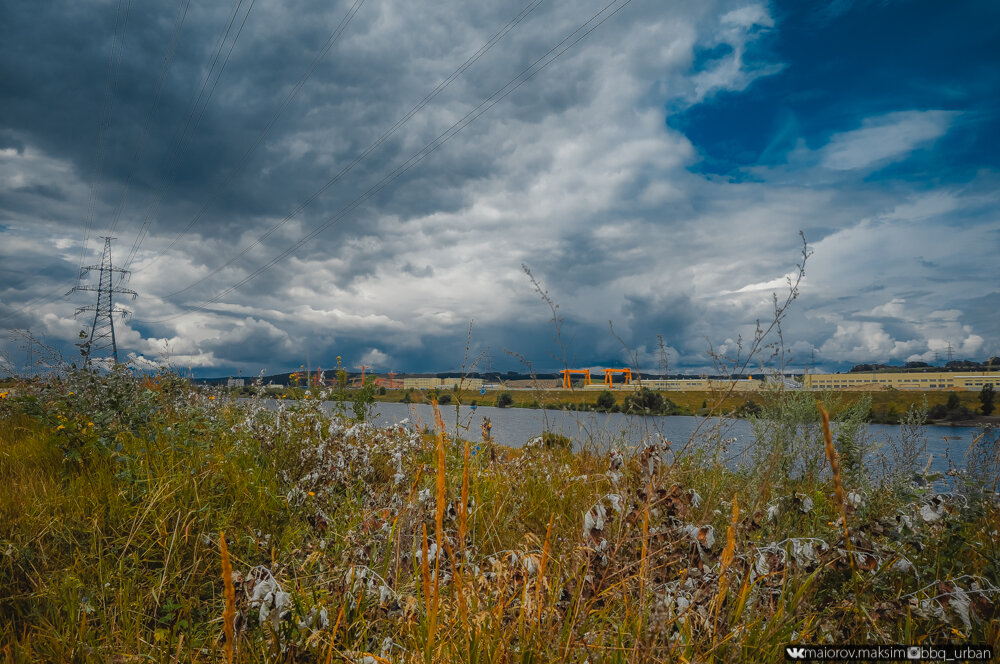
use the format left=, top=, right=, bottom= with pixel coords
left=803, top=372, right=999, bottom=391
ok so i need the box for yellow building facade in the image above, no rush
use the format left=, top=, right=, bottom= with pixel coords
left=802, top=371, right=1000, bottom=391
left=628, top=378, right=760, bottom=391
left=400, top=377, right=485, bottom=390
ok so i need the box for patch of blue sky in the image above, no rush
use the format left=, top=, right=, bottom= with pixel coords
left=668, top=0, right=1000, bottom=180
left=690, top=42, right=734, bottom=72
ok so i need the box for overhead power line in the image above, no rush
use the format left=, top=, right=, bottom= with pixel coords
left=104, top=0, right=192, bottom=244
left=2, top=0, right=345, bottom=328
left=110, top=0, right=256, bottom=258
left=2, top=0, right=242, bottom=327
left=136, top=0, right=635, bottom=325
left=1, top=0, right=135, bottom=328
left=79, top=0, right=134, bottom=276
left=154, top=0, right=544, bottom=302
left=122, top=0, right=370, bottom=276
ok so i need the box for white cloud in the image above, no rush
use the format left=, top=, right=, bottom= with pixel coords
left=360, top=347, right=391, bottom=368
left=870, top=299, right=906, bottom=318
left=819, top=322, right=926, bottom=362
left=820, top=110, right=959, bottom=171
left=687, top=3, right=783, bottom=104
left=721, top=4, right=774, bottom=29
left=725, top=272, right=798, bottom=295
left=1, top=1, right=997, bottom=375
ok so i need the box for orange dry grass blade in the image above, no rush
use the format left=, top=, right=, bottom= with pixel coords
left=323, top=605, right=345, bottom=664
left=354, top=655, right=391, bottom=664
left=714, top=494, right=738, bottom=637
left=626, top=498, right=652, bottom=664
left=429, top=399, right=447, bottom=658
left=220, top=532, right=235, bottom=663
left=404, top=465, right=425, bottom=505
left=458, top=441, right=471, bottom=626
left=421, top=522, right=436, bottom=659
left=421, top=523, right=432, bottom=615
left=818, top=404, right=853, bottom=568
left=460, top=441, right=469, bottom=553
left=443, top=538, right=467, bottom=626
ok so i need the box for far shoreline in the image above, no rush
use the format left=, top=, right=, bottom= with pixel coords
left=242, top=386, right=997, bottom=429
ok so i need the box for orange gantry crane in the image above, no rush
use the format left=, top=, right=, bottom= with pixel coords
left=375, top=371, right=401, bottom=389
left=561, top=369, right=592, bottom=389
left=603, top=368, right=633, bottom=387
left=349, top=364, right=369, bottom=388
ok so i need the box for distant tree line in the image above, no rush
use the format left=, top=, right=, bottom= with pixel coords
left=849, top=357, right=1000, bottom=373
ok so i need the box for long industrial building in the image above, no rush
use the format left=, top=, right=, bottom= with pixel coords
left=400, top=376, right=485, bottom=390
left=624, top=378, right=761, bottom=391
left=802, top=371, right=1000, bottom=391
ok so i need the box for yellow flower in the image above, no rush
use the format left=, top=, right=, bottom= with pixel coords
left=87, top=422, right=94, bottom=427
left=57, top=424, right=65, bottom=430
left=0, top=392, right=7, bottom=399
left=68, top=392, right=74, bottom=396
left=209, top=396, right=215, bottom=400
left=308, top=491, right=316, bottom=496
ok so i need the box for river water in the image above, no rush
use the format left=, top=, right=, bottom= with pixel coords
left=254, top=398, right=995, bottom=477
left=362, top=402, right=994, bottom=477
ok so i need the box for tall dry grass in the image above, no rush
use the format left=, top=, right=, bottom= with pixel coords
left=1, top=371, right=999, bottom=662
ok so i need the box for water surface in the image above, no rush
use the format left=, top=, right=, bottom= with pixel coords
left=365, top=402, right=992, bottom=477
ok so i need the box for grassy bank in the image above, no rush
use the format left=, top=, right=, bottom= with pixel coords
left=253, top=382, right=990, bottom=425
left=362, top=387, right=988, bottom=425
left=2, top=371, right=999, bottom=662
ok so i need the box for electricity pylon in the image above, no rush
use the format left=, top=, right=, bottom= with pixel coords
left=70, top=237, right=137, bottom=364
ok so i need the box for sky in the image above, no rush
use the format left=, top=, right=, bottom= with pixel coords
left=1, top=0, right=998, bottom=377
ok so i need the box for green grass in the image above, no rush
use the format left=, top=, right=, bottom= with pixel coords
left=1, top=372, right=999, bottom=662
left=251, top=381, right=990, bottom=425
left=364, top=387, right=987, bottom=423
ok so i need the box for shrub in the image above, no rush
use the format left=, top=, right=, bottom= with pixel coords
left=748, top=389, right=872, bottom=485
left=595, top=390, right=615, bottom=411
left=980, top=384, right=995, bottom=416
left=931, top=393, right=973, bottom=421
left=541, top=431, right=572, bottom=449
left=623, top=387, right=676, bottom=415
left=496, top=391, right=513, bottom=408
left=351, top=376, right=377, bottom=422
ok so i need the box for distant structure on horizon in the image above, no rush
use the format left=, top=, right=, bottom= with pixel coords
left=69, top=237, right=136, bottom=365
left=803, top=370, right=1000, bottom=392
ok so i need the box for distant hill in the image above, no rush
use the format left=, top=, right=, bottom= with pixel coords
left=849, top=358, right=1000, bottom=373
left=193, top=369, right=789, bottom=386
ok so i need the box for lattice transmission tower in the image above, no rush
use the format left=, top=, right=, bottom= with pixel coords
left=70, top=237, right=137, bottom=364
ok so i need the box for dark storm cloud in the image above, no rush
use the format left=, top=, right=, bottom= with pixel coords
left=620, top=292, right=703, bottom=354
left=2, top=0, right=998, bottom=376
